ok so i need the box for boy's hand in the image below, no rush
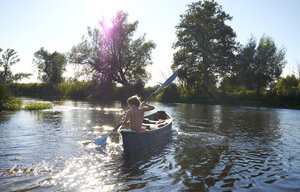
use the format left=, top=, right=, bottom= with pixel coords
left=141, top=102, right=155, bottom=111
left=141, top=102, right=150, bottom=107
left=121, top=123, right=129, bottom=130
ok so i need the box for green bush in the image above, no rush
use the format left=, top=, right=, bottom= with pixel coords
left=2, top=98, right=22, bottom=110
left=0, top=84, right=22, bottom=110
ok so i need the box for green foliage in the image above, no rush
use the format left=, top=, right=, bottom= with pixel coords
left=0, top=4, right=298, bottom=110
left=33, top=47, right=66, bottom=84
left=220, top=76, right=239, bottom=94
left=53, top=81, right=98, bottom=99
left=24, top=102, right=52, bottom=110
left=6, top=78, right=300, bottom=109
left=275, top=75, right=300, bottom=96
left=0, top=84, right=22, bottom=110
left=0, top=84, right=10, bottom=101
left=172, top=0, right=237, bottom=91
left=87, top=95, right=93, bottom=101
left=0, top=48, right=31, bottom=83
left=236, top=36, right=286, bottom=94
left=169, top=1, right=288, bottom=105
left=153, top=81, right=300, bottom=109
left=155, top=84, right=179, bottom=103
left=69, top=11, right=155, bottom=87
left=3, top=98, right=22, bottom=110
left=7, top=81, right=153, bottom=103
left=8, top=81, right=97, bottom=99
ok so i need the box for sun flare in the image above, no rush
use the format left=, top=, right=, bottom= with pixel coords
left=102, top=15, right=114, bottom=29
left=97, top=1, right=120, bottom=29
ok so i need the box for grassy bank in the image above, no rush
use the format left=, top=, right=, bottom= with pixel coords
left=1, top=84, right=53, bottom=111
left=8, top=82, right=97, bottom=99
left=155, top=84, right=300, bottom=109
left=7, top=82, right=155, bottom=102
left=5, top=82, right=300, bottom=110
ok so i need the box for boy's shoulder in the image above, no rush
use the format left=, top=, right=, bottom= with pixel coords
left=128, top=108, right=144, bottom=115
left=127, top=109, right=133, bottom=114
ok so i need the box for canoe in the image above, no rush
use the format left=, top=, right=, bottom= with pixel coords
left=119, top=110, right=173, bottom=155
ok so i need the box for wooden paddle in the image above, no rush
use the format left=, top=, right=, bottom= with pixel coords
left=94, top=70, right=178, bottom=146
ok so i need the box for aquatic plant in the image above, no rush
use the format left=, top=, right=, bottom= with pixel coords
left=24, top=102, right=53, bottom=110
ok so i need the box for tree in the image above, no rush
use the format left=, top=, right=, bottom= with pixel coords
left=33, top=47, right=66, bottom=84
left=275, top=75, right=300, bottom=96
left=235, top=37, right=257, bottom=90
left=236, top=36, right=286, bottom=94
left=69, top=11, right=155, bottom=87
left=297, top=61, right=300, bottom=79
left=0, top=48, right=31, bottom=83
left=219, top=75, right=239, bottom=94
left=172, top=0, right=237, bottom=92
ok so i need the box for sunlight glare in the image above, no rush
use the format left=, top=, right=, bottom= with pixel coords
left=102, top=15, right=114, bottom=29
left=99, top=3, right=117, bottom=30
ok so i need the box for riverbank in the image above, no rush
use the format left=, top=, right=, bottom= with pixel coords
left=156, top=84, right=300, bottom=110
left=1, top=84, right=53, bottom=111
left=5, top=82, right=300, bottom=110
left=7, top=82, right=156, bottom=102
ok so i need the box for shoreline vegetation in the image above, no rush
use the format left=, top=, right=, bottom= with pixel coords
left=4, top=81, right=300, bottom=110
left=0, top=84, right=53, bottom=111
left=1, top=1, right=300, bottom=111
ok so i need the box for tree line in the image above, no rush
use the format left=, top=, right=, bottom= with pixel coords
left=1, top=0, right=300, bottom=109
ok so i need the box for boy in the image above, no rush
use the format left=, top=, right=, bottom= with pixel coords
left=121, top=95, right=155, bottom=131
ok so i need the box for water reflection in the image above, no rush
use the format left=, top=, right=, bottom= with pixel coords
left=0, top=99, right=299, bottom=191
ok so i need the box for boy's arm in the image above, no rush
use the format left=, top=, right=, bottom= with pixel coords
left=120, top=111, right=130, bottom=129
left=141, top=103, right=155, bottom=112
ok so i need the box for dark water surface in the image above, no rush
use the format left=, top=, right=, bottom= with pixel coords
left=0, top=99, right=299, bottom=191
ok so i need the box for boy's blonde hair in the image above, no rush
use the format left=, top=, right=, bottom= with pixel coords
left=127, top=95, right=141, bottom=107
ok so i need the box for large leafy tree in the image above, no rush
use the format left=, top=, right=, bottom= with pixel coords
left=172, top=0, right=237, bottom=91
left=236, top=36, right=286, bottom=94
left=33, top=47, right=66, bottom=84
left=69, top=11, right=155, bottom=87
left=0, top=48, right=31, bottom=83
left=235, top=37, right=257, bottom=90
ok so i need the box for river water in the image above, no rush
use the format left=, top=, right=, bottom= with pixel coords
left=0, top=98, right=299, bottom=191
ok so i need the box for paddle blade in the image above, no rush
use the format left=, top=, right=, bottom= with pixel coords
left=154, top=70, right=178, bottom=94
left=94, top=135, right=108, bottom=146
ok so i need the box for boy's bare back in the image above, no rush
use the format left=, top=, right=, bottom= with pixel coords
left=127, top=108, right=145, bottom=131
left=121, top=96, right=155, bottom=131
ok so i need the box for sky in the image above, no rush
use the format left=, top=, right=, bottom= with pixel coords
left=0, top=0, right=299, bottom=86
